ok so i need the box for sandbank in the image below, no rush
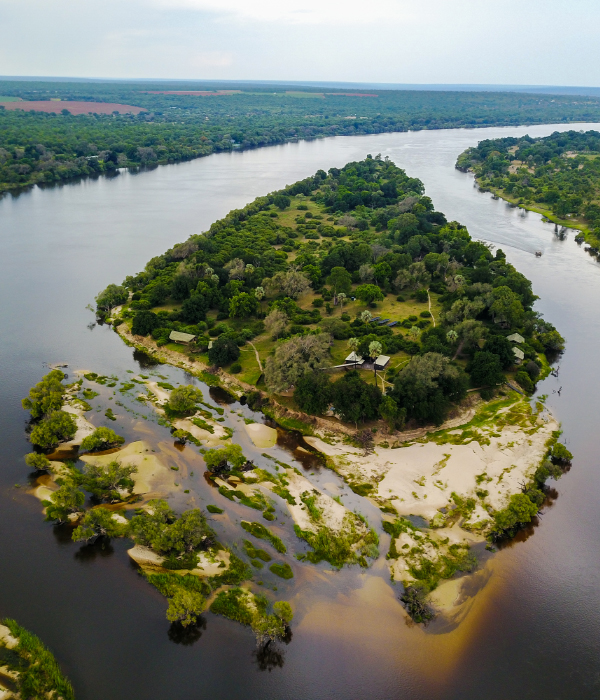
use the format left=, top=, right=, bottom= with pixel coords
left=244, top=422, right=277, bottom=448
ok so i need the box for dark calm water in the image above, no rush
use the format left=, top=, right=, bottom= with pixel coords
left=2, top=123, right=600, bottom=700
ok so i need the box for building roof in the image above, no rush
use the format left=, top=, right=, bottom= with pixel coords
left=374, top=355, right=390, bottom=367
left=345, top=352, right=364, bottom=364
left=507, top=333, right=525, bottom=343
left=512, top=347, right=525, bottom=360
left=169, top=330, right=196, bottom=343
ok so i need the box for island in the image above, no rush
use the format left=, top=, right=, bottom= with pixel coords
left=456, top=129, right=600, bottom=252
left=20, top=157, right=571, bottom=634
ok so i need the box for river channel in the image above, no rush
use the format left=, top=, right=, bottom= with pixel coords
left=1, top=123, right=600, bottom=700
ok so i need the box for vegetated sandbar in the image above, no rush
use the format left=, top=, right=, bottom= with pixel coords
left=95, top=157, right=567, bottom=617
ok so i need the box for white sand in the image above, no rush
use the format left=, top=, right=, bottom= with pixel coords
left=127, top=544, right=231, bottom=577
left=61, top=403, right=95, bottom=446
left=244, top=423, right=277, bottom=448
left=80, top=440, right=177, bottom=496
left=0, top=625, right=18, bottom=650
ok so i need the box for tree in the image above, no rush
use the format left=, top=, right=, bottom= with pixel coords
left=80, top=460, right=137, bottom=501
left=22, top=370, right=65, bottom=419
left=208, top=336, right=240, bottom=366
left=254, top=286, right=265, bottom=301
left=294, top=371, right=332, bottom=415
left=359, top=310, right=372, bottom=323
left=96, top=284, right=128, bottom=316
left=181, top=293, right=208, bottom=323
left=163, top=509, right=210, bottom=554
left=467, top=352, right=505, bottom=387
left=359, top=264, right=374, bottom=282
left=347, top=337, right=360, bottom=354
left=30, top=410, right=77, bottom=448
left=80, top=427, right=125, bottom=452
left=273, top=601, right=293, bottom=625
left=389, top=353, right=468, bottom=425
left=331, top=371, right=382, bottom=426
left=355, top=284, right=384, bottom=305
left=368, top=340, right=383, bottom=359
left=43, top=483, right=85, bottom=523
left=168, top=385, right=203, bottom=414
left=167, top=589, right=205, bottom=627
left=337, top=292, right=347, bottom=309
left=72, top=508, right=124, bottom=543
left=326, top=267, right=352, bottom=300
left=490, top=286, right=524, bottom=327
left=264, top=334, right=332, bottom=392
left=273, top=194, right=291, bottom=210
left=224, top=257, right=246, bottom=280
left=132, top=310, right=159, bottom=336
left=264, top=308, right=288, bottom=340
left=24, top=452, right=51, bottom=471
left=379, top=395, right=406, bottom=431
left=493, top=493, right=539, bottom=534
left=229, top=292, right=258, bottom=319
left=204, top=443, right=246, bottom=473
left=484, top=334, right=514, bottom=369
left=265, top=271, right=311, bottom=299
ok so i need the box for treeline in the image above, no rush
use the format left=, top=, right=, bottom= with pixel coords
left=3, top=78, right=600, bottom=192
left=102, top=156, right=564, bottom=427
left=457, top=129, right=600, bottom=235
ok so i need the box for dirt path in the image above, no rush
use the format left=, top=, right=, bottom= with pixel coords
left=247, top=341, right=263, bottom=372
left=427, top=288, right=436, bottom=327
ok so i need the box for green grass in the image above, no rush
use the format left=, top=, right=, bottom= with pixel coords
left=241, top=520, right=286, bottom=553
left=206, top=504, right=224, bottom=514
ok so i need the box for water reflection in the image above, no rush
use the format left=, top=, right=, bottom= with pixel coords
left=167, top=617, right=207, bottom=646
left=74, top=537, right=115, bottom=563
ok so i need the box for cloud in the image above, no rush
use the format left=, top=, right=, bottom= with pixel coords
left=149, top=0, right=416, bottom=24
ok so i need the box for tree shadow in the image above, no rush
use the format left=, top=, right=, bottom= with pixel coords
left=167, top=617, right=207, bottom=646
left=252, top=628, right=292, bottom=672
left=74, top=536, right=115, bottom=563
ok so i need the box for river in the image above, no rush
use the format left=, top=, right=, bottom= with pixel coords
left=1, top=123, right=599, bottom=700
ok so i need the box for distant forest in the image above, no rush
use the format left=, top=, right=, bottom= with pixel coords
left=2, top=79, right=600, bottom=193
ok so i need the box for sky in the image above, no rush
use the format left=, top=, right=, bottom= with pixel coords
left=0, top=0, right=599, bottom=86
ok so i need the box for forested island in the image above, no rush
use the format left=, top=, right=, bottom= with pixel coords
left=20, top=158, right=572, bottom=630
left=3, top=79, right=600, bottom=193
left=456, top=129, right=600, bottom=249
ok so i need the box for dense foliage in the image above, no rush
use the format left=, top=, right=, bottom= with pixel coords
left=104, top=155, right=563, bottom=426
left=3, top=79, right=600, bottom=193
left=457, top=130, right=600, bottom=239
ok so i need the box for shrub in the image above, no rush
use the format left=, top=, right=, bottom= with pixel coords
left=230, top=363, right=242, bottom=374
left=415, top=290, right=428, bottom=302
left=30, top=410, right=77, bottom=448
left=80, top=427, right=125, bottom=452
left=269, top=562, right=294, bottom=579
left=168, top=385, right=203, bottom=414
left=515, top=369, right=534, bottom=393
left=24, top=452, right=51, bottom=471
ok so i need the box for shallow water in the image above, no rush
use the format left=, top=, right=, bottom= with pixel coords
left=2, top=123, right=600, bottom=699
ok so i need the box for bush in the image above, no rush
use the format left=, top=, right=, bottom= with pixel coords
left=80, top=427, right=125, bottom=452
left=132, top=310, right=159, bottom=336
left=30, top=410, right=77, bottom=448
left=515, top=369, right=534, bottom=393
left=415, top=290, right=428, bottom=302
left=230, top=363, right=242, bottom=374
left=168, top=385, right=203, bottom=414
left=24, top=452, right=51, bottom=471
left=312, top=298, right=324, bottom=307
left=269, top=562, right=294, bottom=579
left=206, top=505, right=224, bottom=514
left=294, top=371, right=332, bottom=415
left=419, top=310, right=432, bottom=318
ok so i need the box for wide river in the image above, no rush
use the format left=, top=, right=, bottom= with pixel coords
left=1, top=123, right=600, bottom=700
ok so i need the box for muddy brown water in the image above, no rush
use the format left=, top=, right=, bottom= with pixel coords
left=1, top=124, right=600, bottom=700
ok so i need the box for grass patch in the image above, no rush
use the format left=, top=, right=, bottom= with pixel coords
left=241, top=520, right=286, bottom=553
left=269, top=562, right=294, bottom=579
left=243, top=540, right=272, bottom=562
left=206, top=504, right=224, bottom=514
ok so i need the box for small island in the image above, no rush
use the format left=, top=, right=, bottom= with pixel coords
left=20, top=157, right=571, bottom=631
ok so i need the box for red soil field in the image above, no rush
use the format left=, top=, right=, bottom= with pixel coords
left=0, top=101, right=147, bottom=114
left=144, top=90, right=241, bottom=96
